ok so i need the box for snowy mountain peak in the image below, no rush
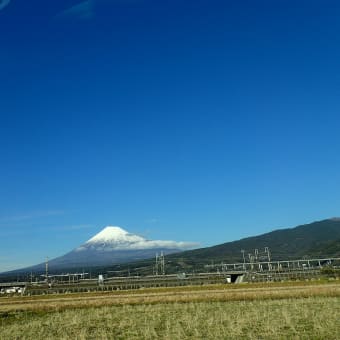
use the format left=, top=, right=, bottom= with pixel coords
left=75, top=225, right=199, bottom=252
left=7, top=225, right=199, bottom=271
left=85, top=226, right=145, bottom=245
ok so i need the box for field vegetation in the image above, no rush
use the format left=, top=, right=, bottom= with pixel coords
left=1, top=281, right=340, bottom=339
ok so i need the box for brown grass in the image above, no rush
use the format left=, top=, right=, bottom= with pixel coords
left=1, top=282, right=340, bottom=339
left=1, top=281, right=340, bottom=313
left=1, top=297, right=340, bottom=339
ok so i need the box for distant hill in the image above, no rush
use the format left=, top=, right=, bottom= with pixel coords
left=168, top=218, right=340, bottom=265
left=0, top=226, right=197, bottom=276
left=1, top=218, right=340, bottom=279
left=101, top=218, right=340, bottom=275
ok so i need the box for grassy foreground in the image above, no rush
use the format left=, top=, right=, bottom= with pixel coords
left=1, top=282, right=340, bottom=339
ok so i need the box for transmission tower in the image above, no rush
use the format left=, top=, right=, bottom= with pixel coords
left=155, top=253, right=159, bottom=275
left=155, top=252, right=165, bottom=275
left=45, top=257, right=49, bottom=283
left=160, top=251, right=165, bottom=275
left=265, top=247, right=272, bottom=271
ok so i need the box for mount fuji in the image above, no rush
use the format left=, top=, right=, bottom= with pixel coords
left=9, top=226, right=198, bottom=273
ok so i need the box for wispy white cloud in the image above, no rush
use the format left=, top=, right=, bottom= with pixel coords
left=57, top=0, right=95, bottom=20
left=123, top=239, right=200, bottom=251
left=145, top=218, right=159, bottom=224
left=54, top=224, right=93, bottom=231
left=0, top=0, right=11, bottom=11
left=79, top=226, right=200, bottom=251
left=0, top=210, right=65, bottom=222
left=0, top=224, right=93, bottom=238
left=78, top=238, right=199, bottom=251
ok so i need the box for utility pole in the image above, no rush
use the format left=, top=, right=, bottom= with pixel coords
left=155, top=253, right=159, bottom=275
left=45, top=257, right=49, bottom=283
left=265, top=247, right=271, bottom=271
left=265, top=247, right=271, bottom=262
left=155, top=252, right=165, bottom=275
left=248, top=253, right=254, bottom=271
left=241, top=250, right=246, bottom=270
left=161, top=251, right=165, bottom=275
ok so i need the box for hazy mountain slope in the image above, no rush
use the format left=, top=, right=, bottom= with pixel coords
left=3, top=226, right=196, bottom=274
left=84, top=218, right=340, bottom=276
left=2, top=219, right=340, bottom=277
left=167, top=218, right=340, bottom=264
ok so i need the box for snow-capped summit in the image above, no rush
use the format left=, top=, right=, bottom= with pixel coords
left=11, top=225, right=198, bottom=271
left=86, top=226, right=145, bottom=245
left=79, top=225, right=197, bottom=251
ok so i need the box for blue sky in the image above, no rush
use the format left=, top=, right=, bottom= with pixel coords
left=1, top=0, right=340, bottom=272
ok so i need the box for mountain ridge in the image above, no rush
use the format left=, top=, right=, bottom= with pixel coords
left=2, top=218, right=340, bottom=276
left=102, top=218, right=340, bottom=276
left=1, top=226, right=197, bottom=274
left=165, top=218, right=340, bottom=264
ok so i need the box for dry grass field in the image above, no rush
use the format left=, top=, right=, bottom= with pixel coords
left=1, top=281, right=340, bottom=339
